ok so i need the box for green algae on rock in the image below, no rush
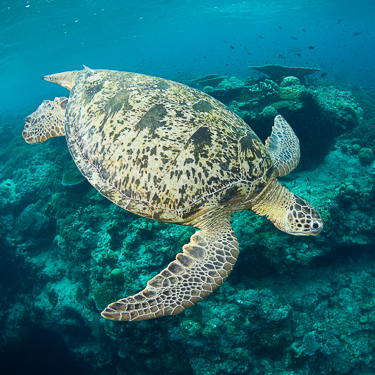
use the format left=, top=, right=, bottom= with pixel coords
left=93, top=284, right=121, bottom=311
left=280, top=76, right=301, bottom=87
left=358, top=147, right=374, bottom=165
left=110, top=268, right=125, bottom=284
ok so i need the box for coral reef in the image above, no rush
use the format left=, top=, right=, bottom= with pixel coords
left=186, top=74, right=227, bottom=89
left=248, top=64, right=321, bottom=84
left=358, top=147, right=374, bottom=165
left=280, top=76, right=301, bottom=87
left=1, top=78, right=375, bottom=374
left=186, top=73, right=364, bottom=170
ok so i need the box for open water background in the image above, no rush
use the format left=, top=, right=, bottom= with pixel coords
left=0, top=0, right=375, bottom=116
left=1, top=1, right=375, bottom=374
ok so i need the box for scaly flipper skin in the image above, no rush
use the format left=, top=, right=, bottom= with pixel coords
left=265, top=115, right=300, bottom=177
left=23, top=97, right=68, bottom=143
left=101, top=210, right=239, bottom=321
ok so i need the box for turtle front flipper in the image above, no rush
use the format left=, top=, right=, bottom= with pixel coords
left=23, top=97, right=68, bottom=143
left=101, top=211, right=239, bottom=321
left=265, top=115, right=300, bottom=177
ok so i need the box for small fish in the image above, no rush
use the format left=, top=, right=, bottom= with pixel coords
left=302, top=29, right=306, bottom=32
left=296, top=53, right=301, bottom=57
left=321, top=72, right=327, bottom=78
left=257, top=34, right=264, bottom=39
left=230, top=45, right=234, bottom=49
left=291, top=36, right=297, bottom=40
left=353, top=31, right=362, bottom=36
left=307, top=46, right=315, bottom=49
left=278, top=26, right=282, bottom=29
left=337, top=18, right=344, bottom=24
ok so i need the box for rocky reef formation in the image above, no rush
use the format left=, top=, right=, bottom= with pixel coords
left=187, top=72, right=363, bottom=170
left=248, top=64, right=321, bottom=84
left=1, top=74, right=375, bottom=374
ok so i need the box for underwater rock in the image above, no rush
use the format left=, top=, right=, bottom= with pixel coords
left=15, top=202, right=49, bottom=235
left=331, top=353, right=353, bottom=375
left=61, top=162, right=86, bottom=186
left=195, top=77, right=279, bottom=106
left=292, top=331, right=321, bottom=356
left=249, top=64, right=321, bottom=84
left=351, top=144, right=361, bottom=154
left=0, top=179, right=18, bottom=209
left=341, top=144, right=349, bottom=153
left=110, top=268, right=125, bottom=284
left=312, top=86, right=363, bottom=128
left=207, top=86, right=247, bottom=102
left=352, top=118, right=375, bottom=152
left=279, top=84, right=307, bottom=100
left=247, top=79, right=280, bottom=101
left=97, top=249, right=118, bottom=267
left=280, top=76, right=301, bottom=87
left=270, top=100, right=294, bottom=110
left=227, top=101, right=248, bottom=119
left=217, top=76, right=245, bottom=90
left=260, top=105, right=278, bottom=118
left=202, top=85, right=214, bottom=94
left=187, top=74, right=227, bottom=88
left=357, top=147, right=374, bottom=165
left=93, top=284, right=120, bottom=311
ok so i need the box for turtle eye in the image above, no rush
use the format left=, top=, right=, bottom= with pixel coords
left=312, top=221, right=320, bottom=230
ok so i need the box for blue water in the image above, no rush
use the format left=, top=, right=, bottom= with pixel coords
left=2, top=1, right=375, bottom=374
left=1, top=0, right=374, bottom=116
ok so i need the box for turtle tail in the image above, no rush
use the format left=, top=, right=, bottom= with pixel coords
left=43, top=70, right=80, bottom=91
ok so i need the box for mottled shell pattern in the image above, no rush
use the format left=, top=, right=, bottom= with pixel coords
left=66, top=69, right=273, bottom=223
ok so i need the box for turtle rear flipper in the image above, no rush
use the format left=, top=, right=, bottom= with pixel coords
left=265, top=115, right=300, bottom=177
left=23, top=97, right=68, bottom=143
left=101, top=211, right=239, bottom=321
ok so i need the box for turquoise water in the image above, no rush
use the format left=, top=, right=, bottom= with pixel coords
left=2, top=1, right=375, bottom=374
left=1, top=0, right=374, bottom=115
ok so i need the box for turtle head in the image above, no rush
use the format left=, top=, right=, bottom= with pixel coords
left=252, top=177, right=323, bottom=236
left=281, top=194, right=323, bottom=236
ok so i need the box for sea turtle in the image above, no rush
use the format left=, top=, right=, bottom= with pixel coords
left=23, top=67, right=323, bottom=321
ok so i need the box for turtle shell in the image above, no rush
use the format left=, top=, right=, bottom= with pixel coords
left=65, top=69, right=273, bottom=223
